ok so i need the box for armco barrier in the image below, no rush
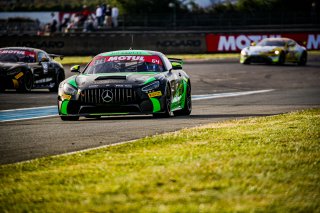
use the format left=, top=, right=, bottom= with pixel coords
left=0, top=33, right=207, bottom=55
left=0, top=32, right=319, bottom=55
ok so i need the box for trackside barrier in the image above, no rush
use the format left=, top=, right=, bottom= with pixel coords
left=206, top=33, right=320, bottom=52
left=0, top=32, right=319, bottom=55
left=0, top=33, right=207, bottom=55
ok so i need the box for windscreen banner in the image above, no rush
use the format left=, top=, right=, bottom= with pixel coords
left=206, top=33, right=320, bottom=52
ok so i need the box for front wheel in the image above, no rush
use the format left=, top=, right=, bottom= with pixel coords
left=0, top=80, right=5, bottom=92
left=277, top=52, right=285, bottom=65
left=17, top=70, right=33, bottom=92
left=49, top=70, right=65, bottom=92
left=153, top=84, right=171, bottom=118
left=243, top=59, right=251, bottom=65
left=173, top=83, right=192, bottom=116
left=298, top=52, right=307, bottom=66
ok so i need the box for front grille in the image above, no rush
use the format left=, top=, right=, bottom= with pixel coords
left=80, top=88, right=138, bottom=104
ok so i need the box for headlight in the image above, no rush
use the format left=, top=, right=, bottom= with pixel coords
left=241, top=50, right=248, bottom=56
left=6, top=69, right=20, bottom=76
left=275, top=50, right=280, bottom=55
left=142, top=81, right=160, bottom=92
left=63, top=83, right=77, bottom=95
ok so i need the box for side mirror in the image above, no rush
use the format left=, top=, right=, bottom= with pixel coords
left=70, top=65, right=80, bottom=73
left=39, top=57, right=49, bottom=64
left=251, top=42, right=256, bottom=46
left=171, top=62, right=182, bottom=70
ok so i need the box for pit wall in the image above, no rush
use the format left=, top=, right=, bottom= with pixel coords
left=0, top=32, right=319, bottom=55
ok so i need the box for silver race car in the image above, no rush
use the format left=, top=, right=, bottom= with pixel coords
left=240, top=37, right=307, bottom=65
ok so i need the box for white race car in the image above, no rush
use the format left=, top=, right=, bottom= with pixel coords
left=240, top=37, right=307, bottom=65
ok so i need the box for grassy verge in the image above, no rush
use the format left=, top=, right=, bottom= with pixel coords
left=56, top=53, right=240, bottom=65
left=1, top=109, right=319, bottom=212
left=56, top=51, right=320, bottom=65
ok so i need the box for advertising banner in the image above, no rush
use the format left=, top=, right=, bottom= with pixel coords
left=206, top=33, right=320, bottom=52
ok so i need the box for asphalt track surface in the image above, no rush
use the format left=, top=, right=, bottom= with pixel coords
left=1, top=59, right=320, bottom=164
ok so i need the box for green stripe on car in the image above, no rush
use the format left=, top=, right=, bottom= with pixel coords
left=150, top=98, right=161, bottom=112
left=61, top=100, right=69, bottom=115
left=68, top=78, right=77, bottom=88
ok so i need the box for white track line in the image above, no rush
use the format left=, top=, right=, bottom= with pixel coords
left=0, top=105, right=56, bottom=112
left=192, top=89, right=274, bottom=100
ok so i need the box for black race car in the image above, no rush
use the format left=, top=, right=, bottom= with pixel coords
left=0, top=47, right=65, bottom=92
left=58, top=50, right=192, bottom=121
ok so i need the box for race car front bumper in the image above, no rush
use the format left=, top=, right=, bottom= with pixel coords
left=58, top=87, right=166, bottom=116
left=240, top=54, right=281, bottom=64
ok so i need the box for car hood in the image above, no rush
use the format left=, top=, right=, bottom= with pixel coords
left=245, top=46, right=284, bottom=54
left=0, top=62, right=26, bottom=71
left=63, top=72, right=163, bottom=89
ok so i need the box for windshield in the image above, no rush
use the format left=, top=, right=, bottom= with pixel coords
left=257, top=40, right=286, bottom=47
left=84, top=55, right=165, bottom=74
left=0, top=50, right=36, bottom=63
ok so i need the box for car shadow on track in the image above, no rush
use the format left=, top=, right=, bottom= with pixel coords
left=76, top=113, right=278, bottom=122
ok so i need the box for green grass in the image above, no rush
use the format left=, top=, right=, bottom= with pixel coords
left=1, top=109, right=319, bottom=212
left=56, top=53, right=239, bottom=65
left=56, top=56, right=93, bottom=65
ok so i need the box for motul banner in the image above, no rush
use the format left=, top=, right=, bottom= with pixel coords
left=206, top=33, right=320, bottom=52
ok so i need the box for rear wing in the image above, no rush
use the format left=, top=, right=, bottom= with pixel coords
left=168, top=58, right=183, bottom=70
left=49, top=54, right=64, bottom=60
left=168, top=57, right=183, bottom=65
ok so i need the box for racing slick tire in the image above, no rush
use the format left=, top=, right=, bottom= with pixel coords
left=277, top=52, right=285, bottom=65
left=17, top=70, right=33, bottom=92
left=243, top=59, right=251, bottom=65
left=153, top=84, right=172, bottom=118
left=298, top=51, right=307, bottom=66
left=173, top=83, right=192, bottom=116
left=60, top=116, right=79, bottom=121
left=49, top=70, right=65, bottom=92
left=0, top=80, right=5, bottom=92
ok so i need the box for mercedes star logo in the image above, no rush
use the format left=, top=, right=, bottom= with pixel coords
left=101, top=90, right=113, bottom=103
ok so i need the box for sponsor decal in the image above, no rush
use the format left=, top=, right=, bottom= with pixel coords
left=34, top=78, right=53, bottom=84
left=148, top=91, right=162, bottom=98
left=61, top=94, right=71, bottom=100
left=115, top=84, right=133, bottom=88
left=306, top=34, right=320, bottom=49
left=206, top=33, right=320, bottom=52
left=0, top=50, right=35, bottom=58
left=0, top=50, right=25, bottom=55
left=88, top=85, right=99, bottom=88
left=94, top=58, right=106, bottom=65
left=14, top=72, right=24, bottom=79
left=90, top=56, right=163, bottom=66
left=107, top=56, right=145, bottom=61
left=42, top=62, right=49, bottom=74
